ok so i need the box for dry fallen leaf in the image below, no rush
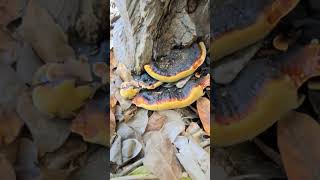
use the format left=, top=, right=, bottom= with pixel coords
left=110, top=110, right=116, bottom=141
left=0, top=0, right=22, bottom=26
left=16, top=43, right=43, bottom=84
left=127, top=109, right=148, bottom=135
left=39, top=137, right=85, bottom=180
left=110, top=135, right=122, bottom=166
left=32, top=80, right=94, bottom=118
left=176, top=139, right=210, bottom=180
left=40, top=137, right=87, bottom=170
left=146, top=112, right=166, bottom=132
left=196, top=97, right=210, bottom=134
left=14, top=138, right=40, bottom=180
left=17, top=92, right=71, bottom=155
left=0, top=108, right=23, bottom=145
left=153, top=110, right=185, bottom=144
left=0, top=64, right=25, bottom=110
left=0, top=154, right=16, bottom=180
left=70, top=148, right=107, bottom=180
left=19, top=0, right=75, bottom=63
left=278, top=111, right=320, bottom=180
left=117, top=123, right=136, bottom=141
left=122, top=139, right=142, bottom=164
left=143, top=131, right=182, bottom=180
left=71, top=99, right=108, bottom=146
left=0, top=29, right=19, bottom=65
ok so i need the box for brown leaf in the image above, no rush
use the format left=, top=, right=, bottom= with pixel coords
left=196, top=97, right=210, bottom=134
left=0, top=108, right=23, bottom=145
left=93, top=62, right=107, bottom=84
left=16, top=43, right=43, bottom=84
left=17, top=92, right=71, bottom=155
left=0, top=0, right=22, bottom=26
left=19, top=0, right=75, bottom=63
left=143, top=131, right=182, bottom=180
left=0, top=30, right=19, bottom=65
left=40, top=137, right=87, bottom=170
left=0, top=154, right=16, bottom=180
left=110, top=95, right=118, bottom=110
left=71, top=99, right=107, bottom=146
left=278, top=111, right=320, bottom=180
left=70, top=148, right=108, bottom=180
left=15, top=138, right=40, bottom=180
left=146, top=112, right=166, bottom=132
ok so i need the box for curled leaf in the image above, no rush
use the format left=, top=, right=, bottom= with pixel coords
left=196, top=97, right=210, bottom=134
left=278, top=111, right=320, bottom=180
left=71, top=100, right=108, bottom=146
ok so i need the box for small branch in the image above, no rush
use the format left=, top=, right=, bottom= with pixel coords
left=117, top=158, right=144, bottom=177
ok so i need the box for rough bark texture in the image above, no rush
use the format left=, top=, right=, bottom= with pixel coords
left=113, top=0, right=209, bottom=74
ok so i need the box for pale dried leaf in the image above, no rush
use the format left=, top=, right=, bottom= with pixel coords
left=19, top=0, right=75, bottom=63
left=40, top=137, right=87, bottom=170
left=110, top=135, right=122, bottom=166
left=146, top=112, right=166, bottom=132
left=17, top=92, right=71, bottom=155
left=117, top=123, right=135, bottom=140
left=143, top=131, right=182, bottom=180
left=127, top=109, right=148, bottom=135
left=122, top=139, right=142, bottom=163
left=0, top=108, right=23, bottom=145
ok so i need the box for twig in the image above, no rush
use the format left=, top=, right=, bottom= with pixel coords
left=117, top=158, right=144, bottom=177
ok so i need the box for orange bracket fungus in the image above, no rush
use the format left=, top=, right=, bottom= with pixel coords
left=144, top=42, right=206, bottom=82
left=211, top=0, right=299, bottom=61
left=133, top=74, right=210, bottom=111
left=213, top=43, right=320, bottom=146
left=120, top=73, right=163, bottom=99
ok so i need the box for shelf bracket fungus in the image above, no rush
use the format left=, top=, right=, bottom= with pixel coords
left=120, top=73, right=163, bottom=99
left=133, top=74, right=210, bottom=111
left=213, top=43, right=320, bottom=146
left=211, top=0, right=299, bottom=61
left=144, top=42, right=207, bottom=82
